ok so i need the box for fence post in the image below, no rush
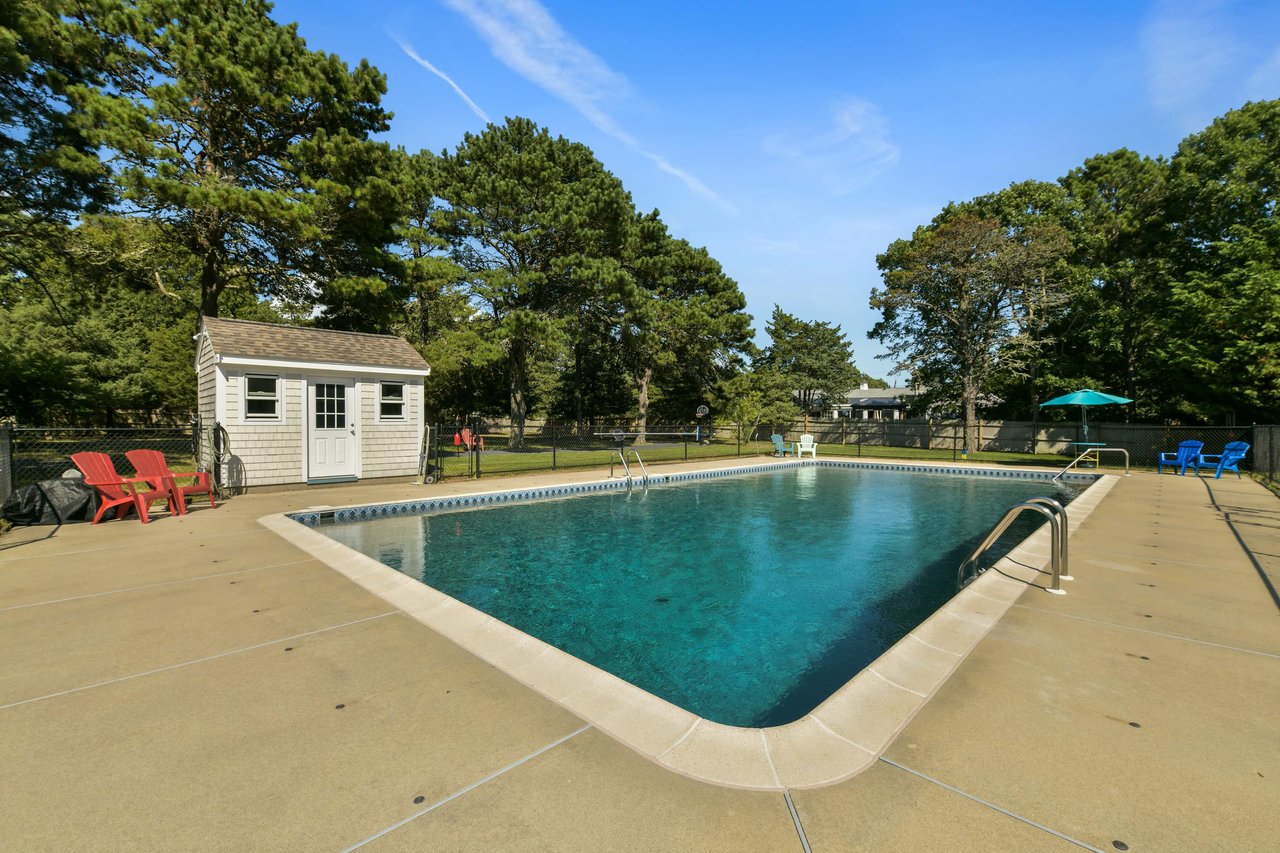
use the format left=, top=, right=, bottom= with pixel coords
left=472, top=415, right=481, bottom=478
left=0, top=424, right=12, bottom=505
left=551, top=418, right=557, bottom=470
left=684, top=427, right=689, bottom=461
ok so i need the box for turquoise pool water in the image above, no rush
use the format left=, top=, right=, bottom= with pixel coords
left=320, top=466, right=1076, bottom=727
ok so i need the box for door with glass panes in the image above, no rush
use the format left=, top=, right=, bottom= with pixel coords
left=307, top=379, right=356, bottom=479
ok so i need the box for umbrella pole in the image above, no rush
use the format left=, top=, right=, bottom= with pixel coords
left=1082, top=406, right=1088, bottom=443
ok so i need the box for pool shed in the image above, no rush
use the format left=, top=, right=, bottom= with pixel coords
left=195, top=317, right=430, bottom=490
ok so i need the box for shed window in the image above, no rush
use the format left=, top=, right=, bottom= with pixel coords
left=379, top=381, right=406, bottom=421
left=244, top=374, right=280, bottom=420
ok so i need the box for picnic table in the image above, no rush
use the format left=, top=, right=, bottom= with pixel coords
left=1068, top=441, right=1107, bottom=467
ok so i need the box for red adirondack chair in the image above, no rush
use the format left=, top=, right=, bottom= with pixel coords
left=457, top=428, right=484, bottom=451
left=71, top=451, right=172, bottom=524
left=126, top=449, right=217, bottom=515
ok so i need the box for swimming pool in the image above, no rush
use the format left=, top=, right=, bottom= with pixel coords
left=309, top=463, right=1079, bottom=727
left=270, top=459, right=1113, bottom=788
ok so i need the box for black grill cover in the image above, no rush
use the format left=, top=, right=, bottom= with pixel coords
left=1, top=479, right=99, bottom=525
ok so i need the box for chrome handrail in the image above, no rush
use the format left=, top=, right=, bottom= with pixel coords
left=957, top=498, right=1069, bottom=594
left=1053, top=447, right=1131, bottom=481
left=1024, top=497, right=1070, bottom=580
left=627, top=449, right=650, bottom=486
left=609, top=449, right=631, bottom=482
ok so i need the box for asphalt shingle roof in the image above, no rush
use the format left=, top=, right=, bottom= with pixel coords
left=201, top=316, right=429, bottom=371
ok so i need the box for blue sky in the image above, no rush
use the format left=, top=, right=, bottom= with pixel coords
left=275, top=0, right=1280, bottom=381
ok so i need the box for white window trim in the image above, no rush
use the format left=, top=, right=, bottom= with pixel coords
left=377, top=380, right=407, bottom=423
left=242, top=373, right=284, bottom=424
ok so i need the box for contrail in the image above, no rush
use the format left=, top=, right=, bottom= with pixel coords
left=442, top=0, right=734, bottom=212
left=390, top=33, right=491, bottom=124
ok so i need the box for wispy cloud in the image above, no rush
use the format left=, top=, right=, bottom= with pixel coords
left=1141, top=0, right=1241, bottom=118
left=441, top=0, right=733, bottom=211
left=1244, top=45, right=1280, bottom=101
left=762, top=98, right=900, bottom=194
left=390, top=33, right=491, bottom=123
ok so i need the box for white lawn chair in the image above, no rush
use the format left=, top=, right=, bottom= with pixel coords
left=797, top=433, right=817, bottom=458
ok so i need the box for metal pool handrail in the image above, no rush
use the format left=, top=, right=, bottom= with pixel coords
left=609, top=449, right=632, bottom=482
left=1053, top=447, right=1131, bottom=481
left=1025, top=497, right=1070, bottom=580
left=957, top=498, right=1069, bottom=595
left=627, top=449, right=650, bottom=486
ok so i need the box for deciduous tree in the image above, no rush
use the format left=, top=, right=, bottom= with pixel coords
left=1167, top=99, right=1280, bottom=421
left=1059, top=150, right=1172, bottom=415
left=872, top=215, right=1027, bottom=451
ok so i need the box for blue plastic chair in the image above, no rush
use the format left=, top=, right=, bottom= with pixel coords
left=770, top=434, right=794, bottom=457
left=1195, top=441, right=1250, bottom=479
left=1157, top=440, right=1204, bottom=475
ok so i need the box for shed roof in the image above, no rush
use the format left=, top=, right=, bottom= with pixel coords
left=201, top=316, right=429, bottom=372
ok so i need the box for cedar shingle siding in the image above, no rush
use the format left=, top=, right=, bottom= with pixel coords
left=197, top=317, right=428, bottom=489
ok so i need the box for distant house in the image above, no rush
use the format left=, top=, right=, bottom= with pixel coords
left=195, top=317, right=430, bottom=491
left=829, top=384, right=920, bottom=420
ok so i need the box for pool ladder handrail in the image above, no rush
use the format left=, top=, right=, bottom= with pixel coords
left=1052, top=448, right=1131, bottom=482
left=627, top=449, right=649, bottom=486
left=957, top=497, right=1070, bottom=595
left=609, top=449, right=650, bottom=487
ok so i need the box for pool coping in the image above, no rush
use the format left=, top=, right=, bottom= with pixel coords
left=259, top=459, right=1117, bottom=791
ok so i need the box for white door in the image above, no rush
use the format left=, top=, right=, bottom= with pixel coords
left=308, top=379, right=357, bottom=480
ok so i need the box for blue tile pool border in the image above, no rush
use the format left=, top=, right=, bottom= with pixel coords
left=286, top=459, right=1099, bottom=528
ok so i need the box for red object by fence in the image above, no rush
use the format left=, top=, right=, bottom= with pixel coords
left=70, top=451, right=171, bottom=524
left=126, top=449, right=217, bottom=515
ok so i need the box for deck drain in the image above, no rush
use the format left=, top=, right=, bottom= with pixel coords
left=335, top=704, right=345, bottom=710
left=284, top=647, right=293, bottom=652
left=1129, top=721, right=1142, bottom=728
left=1113, top=842, right=1129, bottom=851
left=413, top=796, right=425, bottom=804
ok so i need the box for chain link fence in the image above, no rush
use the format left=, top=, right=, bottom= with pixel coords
left=430, top=420, right=740, bottom=480
left=794, top=419, right=1258, bottom=469
left=1, top=423, right=200, bottom=501
left=2, top=419, right=1274, bottom=496
left=424, top=417, right=1276, bottom=482
left=1254, top=425, right=1279, bottom=490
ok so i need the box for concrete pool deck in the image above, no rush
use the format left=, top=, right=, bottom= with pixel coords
left=2, top=458, right=1277, bottom=851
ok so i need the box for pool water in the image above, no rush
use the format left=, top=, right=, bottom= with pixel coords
left=321, top=466, right=1076, bottom=727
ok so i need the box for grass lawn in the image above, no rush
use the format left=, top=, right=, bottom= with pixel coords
left=431, top=440, right=1091, bottom=481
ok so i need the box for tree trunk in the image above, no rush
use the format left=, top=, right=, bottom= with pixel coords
left=635, top=365, right=653, bottom=445
left=417, top=288, right=430, bottom=347
left=199, top=251, right=220, bottom=318
left=509, top=338, right=528, bottom=449
left=963, top=379, right=979, bottom=453
left=572, top=343, right=584, bottom=431
left=1028, top=361, right=1040, bottom=454
left=196, top=211, right=224, bottom=319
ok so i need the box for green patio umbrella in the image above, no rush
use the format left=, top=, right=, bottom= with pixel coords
left=1039, top=389, right=1132, bottom=442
